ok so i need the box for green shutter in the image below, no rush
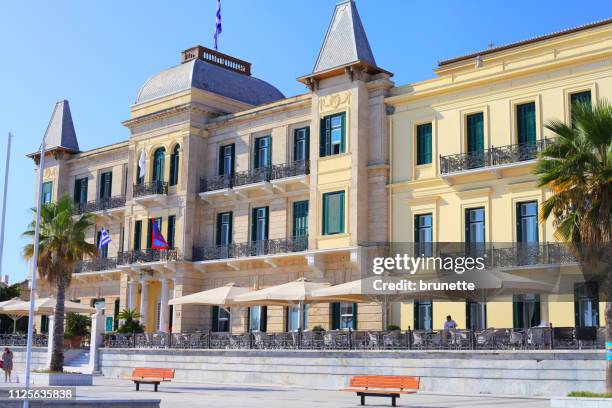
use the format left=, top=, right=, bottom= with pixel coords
left=293, top=201, right=308, bottom=237
left=416, top=123, right=432, bottom=165
left=113, top=299, right=120, bottom=330
left=305, top=127, right=310, bottom=160
left=323, top=192, right=344, bottom=235
left=352, top=303, right=358, bottom=330
left=320, top=118, right=328, bottom=157
left=134, top=221, right=142, bottom=250
left=167, top=215, right=176, bottom=248
left=467, top=113, right=484, bottom=153
left=216, top=213, right=222, bottom=245
left=517, top=103, right=536, bottom=145
left=218, top=145, right=225, bottom=175
left=146, top=218, right=153, bottom=249
left=212, top=306, right=219, bottom=331
left=261, top=306, right=268, bottom=332
left=331, top=303, right=340, bottom=330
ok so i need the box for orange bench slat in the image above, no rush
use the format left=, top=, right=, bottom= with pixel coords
left=349, top=375, right=420, bottom=390
left=132, top=368, right=175, bottom=380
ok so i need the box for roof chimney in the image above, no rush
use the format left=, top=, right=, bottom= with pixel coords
left=180, top=45, right=252, bottom=76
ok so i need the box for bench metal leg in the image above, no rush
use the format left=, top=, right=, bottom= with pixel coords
left=360, top=394, right=365, bottom=405
left=135, top=382, right=140, bottom=391
left=392, top=396, right=396, bottom=407
left=154, top=383, right=158, bottom=392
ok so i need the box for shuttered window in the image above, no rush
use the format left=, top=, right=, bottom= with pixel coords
left=416, top=123, right=432, bottom=165
left=293, top=127, right=310, bottom=162
left=169, top=145, right=180, bottom=186
left=320, top=112, right=346, bottom=157
left=99, top=171, right=112, bottom=200
left=218, top=144, right=235, bottom=175
left=322, top=191, right=345, bottom=235
left=41, top=182, right=53, bottom=205
left=570, top=90, right=592, bottom=127
left=254, top=136, right=271, bottom=169
left=216, top=212, right=233, bottom=246
left=133, top=220, right=142, bottom=250
left=167, top=215, right=176, bottom=249
left=516, top=102, right=536, bottom=145
left=73, top=177, right=88, bottom=205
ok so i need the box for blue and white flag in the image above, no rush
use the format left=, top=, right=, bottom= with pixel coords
left=98, top=227, right=112, bottom=249
left=214, top=0, right=222, bottom=50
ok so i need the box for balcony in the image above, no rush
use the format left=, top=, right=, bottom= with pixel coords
left=199, top=160, right=310, bottom=202
left=117, top=249, right=180, bottom=266
left=74, top=196, right=126, bottom=220
left=133, top=181, right=169, bottom=206
left=74, top=257, right=119, bottom=274
left=440, top=139, right=550, bottom=183
left=192, top=236, right=308, bottom=269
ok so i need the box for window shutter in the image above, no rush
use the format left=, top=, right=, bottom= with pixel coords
left=532, top=298, right=541, bottom=328
left=320, top=118, right=327, bottom=157
left=218, top=146, right=224, bottom=175
left=167, top=215, right=175, bottom=248
left=340, top=112, right=346, bottom=153
left=228, top=212, right=233, bottom=244
left=285, top=306, right=289, bottom=332
left=216, top=213, right=222, bottom=246
left=331, top=303, right=340, bottom=330
left=251, top=208, right=257, bottom=242
left=413, top=301, right=420, bottom=330
left=305, top=127, right=310, bottom=160
left=134, top=221, right=142, bottom=250
left=254, top=138, right=260, bottom=169
left=113, top=299, right=120, bottom=331
left=212, top=306, right=219, bottom=332
left=352, top=303, right=358, bottom=330
left=264, top=207, right=269, bottom=240
left=146, top=219, right=152, bottom=249
left=247, top=307, right=251, bottom=332
left=261, top=306, right=268, bottom=332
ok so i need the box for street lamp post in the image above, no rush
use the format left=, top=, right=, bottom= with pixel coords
left=23, top=140, right=45, bottom=408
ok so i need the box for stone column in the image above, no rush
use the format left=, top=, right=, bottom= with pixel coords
left=88, top=303, right=105, bottom=373
left=45, top=315, right=55, bottom=369
left=139, top=279, right=149, bottom=328
left=127, top=280, right=138, bottom=310
left=158, top=278, right=169, bottom=332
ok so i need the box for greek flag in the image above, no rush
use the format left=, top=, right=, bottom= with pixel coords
left=98, top=226, right=112, bottom=249
left=214, top=0, right=222, bottom=50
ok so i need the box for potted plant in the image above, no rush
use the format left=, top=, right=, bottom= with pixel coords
left=116, top=308, right=145, bottom=334
left=64, top=312, right=91, bottom=348
left=386, top=324, right=401, bottom=332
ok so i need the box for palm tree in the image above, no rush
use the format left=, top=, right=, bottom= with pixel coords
left=534, top=98, right=612, bottom=391
left=22, top=195, right=97, bottom=372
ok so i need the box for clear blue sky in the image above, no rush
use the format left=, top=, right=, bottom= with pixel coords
left=0, top=0, right=609, bottom=283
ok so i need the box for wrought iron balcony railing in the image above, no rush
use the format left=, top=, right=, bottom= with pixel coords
left=192, top=236, right=308, bottom=261
left=133, top=181, right=168, bottom=198
left=74, top=257, right=119, bottom=273
left=199, top=160, right=310, bottom=193
left=117, top=248, right=179, bottom=265
left=440, top=139, right=550, bottom=175
left=74, top=196, right=126, bottom=215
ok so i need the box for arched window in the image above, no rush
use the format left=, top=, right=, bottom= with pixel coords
left=152, top=147, right=166, bottom=182
left=169, top=145, right=180, bottom=186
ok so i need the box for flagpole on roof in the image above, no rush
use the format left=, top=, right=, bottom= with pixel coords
left=23, top=139, right=45, bottom=408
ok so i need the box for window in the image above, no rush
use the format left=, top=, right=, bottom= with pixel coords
left=465, top=207, right=485, bottom=243
left=99, top=171, right=112, bottom=200
left=248, top=306, right=267, bottom=332
left=516, top=201, right=538, bottom=243
left=322, top=191, right=345, bottom=235
left=513, top=294, right=541, bottom=329
left=516, top=102, right=536, bottom=146
left=41, top=181, right=52, bottom=205
left=287, top=305, right=309, bottom=331
left=413, top=300, right=432, bottom=330
left=320, top=112, right=346, bottom=157
left=575, top=283, right=599, bottom=327
left=414, top=213, right=433, bottom=257
left=570, top=90, right=592, bottom=126
left=96, top=230, right=108, bottom=258
left=466, top=301, right=486, bottom=331
left=167, top=215, right=176, bottom=249
left=169, top=145, right=180, bottom=186
left=331, top=302, right=357, bottom=330
left=136, top=152, right=143, bottom=185
left=73, top=177, right=88, bottom=205
left=152, top=147, right=165, bottom=182
left=113, top=299, right=120, bottom=331
left=218, top=144, right=235, bottom=176
left=146, top=218, right=162, bottom=249
left=216, top=212, right=233, bottom=246
left=251, top=207, right=269, bottom=255
left=41, top=315, right=49, bottom=334
left=466, top=112, right=484, bottom=168
left=133, top=220, right=142, bottom=250
left=416, top=123, right=432, bottom=165
left=293, top=201, right=308, bottom=238
left=254, top=136, right=271, bottom=169
left=212, top=306, right=230, bottom=332
left=293, top=127, right=309, bottom=162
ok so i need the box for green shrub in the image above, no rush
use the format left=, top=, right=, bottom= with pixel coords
left=311, top=325, right=325, bottom=332
left=386, top=324, right=401, bottom=331
left=116, top=308, right=145, bottom=334
left=567, top=391, right=612, bottom=398
left=64, top=312, right=90, bottom=339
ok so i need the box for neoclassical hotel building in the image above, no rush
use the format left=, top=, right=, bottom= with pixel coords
left=28, top=1, right=611, bottom=334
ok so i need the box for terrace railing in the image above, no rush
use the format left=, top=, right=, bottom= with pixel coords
left=440, top=139, right=550, bottom=174
left=192, top=236, right=308, bottom=261
left=75, top=257, right=119, bottom=273
left=117, top=249, right=180, bottom=265
left=102, top=325, right=604, bottom=351
left=0, top=334, right=48, bottom=347
left=133, top=181, right=168, bottom=198
left=200, top=160, right=310, bottom=193
left=74, top=196, right=126, bottom=215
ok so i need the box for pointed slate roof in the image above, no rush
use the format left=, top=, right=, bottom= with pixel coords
left=312, top=0, right=376, bottom=73
left=43, top=100, right=79, bottom=152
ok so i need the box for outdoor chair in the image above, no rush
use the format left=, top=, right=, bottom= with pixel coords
left=507, top=331, right=524, bottom=349
left=253, top=331, right=271, bottom=349
left=526, top=327, right=551, bottom=349
left=367, top=331, right=380, bottom=349
left=552, top=327, right=575, bottom=349
left=383, top=331, right=402, bottom=349
left=476, top=329, right=496, bottom=349
left=449, top=330, right=469, bottom=349
left=576, top=326, right=597, bottom=349
left=596, top=328, right=606, bottom=349
left=492, top=329, right=510, bottom=349
left=428, top=331, right=443, bottom=348
left=411, top=331, right=426, bottom=349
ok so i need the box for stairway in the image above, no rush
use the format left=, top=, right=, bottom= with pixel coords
left=63, top=349, right=91, bottom=374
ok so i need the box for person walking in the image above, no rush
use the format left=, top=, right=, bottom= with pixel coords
left=2, top=347, right=13, bottom=382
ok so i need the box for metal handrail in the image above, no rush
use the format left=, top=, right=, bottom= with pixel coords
left=74, top=196, right=126, bottom=215
left=133, top=181, right=168, bottom=198
left=116, top=248, right=180, bottom=265
left=192, top=236, right=308, bottom=261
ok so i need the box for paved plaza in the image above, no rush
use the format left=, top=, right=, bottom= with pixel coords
left=0, top=377, right=551, bottom=408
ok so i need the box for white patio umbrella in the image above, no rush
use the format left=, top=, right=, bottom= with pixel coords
left=0, top=297, right=95, bottom=316
left=0, top=298, right=26, bottom=333
left=233, top=278, right=330, bottom=330
left=169, top=282, right=251, bottom=330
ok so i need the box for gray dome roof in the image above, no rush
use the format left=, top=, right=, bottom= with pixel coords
left=136, top=59, right=285, bottom=106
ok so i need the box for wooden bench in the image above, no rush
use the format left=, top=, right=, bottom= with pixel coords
left=341, top=375, right=420, bottom=406
left=128, top=368, right=175, bottom=392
